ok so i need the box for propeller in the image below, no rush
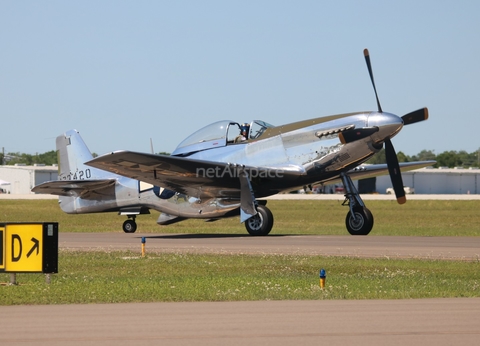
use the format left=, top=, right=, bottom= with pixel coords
left=364, top=49, right=383, bottom=113
left=402, top=107, right=429, bottom=125
left=385, top=139, right=406, bottom=204
left=364, top=48, right=408, bottom=204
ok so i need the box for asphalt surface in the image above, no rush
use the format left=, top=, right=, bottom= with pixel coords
left=60, top=232, right=480, bottom=261
left=2, top=299, right=480, bottom=346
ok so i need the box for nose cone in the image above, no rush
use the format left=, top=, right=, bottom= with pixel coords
left=367, top=112, right=403, bottom=139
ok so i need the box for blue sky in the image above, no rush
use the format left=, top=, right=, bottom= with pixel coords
left=1, top=1, right=479, bottom=157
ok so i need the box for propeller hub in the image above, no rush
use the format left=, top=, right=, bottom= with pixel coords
left=367, top=112, right=403, bottom=140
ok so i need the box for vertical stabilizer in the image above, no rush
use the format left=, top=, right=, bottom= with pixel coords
left=57, top=129, right=106, bottom=180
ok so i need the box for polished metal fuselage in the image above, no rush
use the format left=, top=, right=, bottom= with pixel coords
left=59, top=111, right=403, bottom=222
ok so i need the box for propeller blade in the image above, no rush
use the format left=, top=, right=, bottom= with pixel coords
left=385, top=138, right=406, bottom=204
left=364, top=49, right=383, bottom=113
left=339, top=127, right=379, bottom=144
left=402, top=107, right=429, bottom=125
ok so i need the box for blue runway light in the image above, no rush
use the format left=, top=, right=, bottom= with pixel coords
left=141, top=237, right=146, bottom=257
left=319, top=269, right=326, bottom=288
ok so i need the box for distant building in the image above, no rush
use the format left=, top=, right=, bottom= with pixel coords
left=315, top=167, right=480, bottom=195
left=375, top=167, right=480, bottom=194
left=0, top=164, right=58, bottom=194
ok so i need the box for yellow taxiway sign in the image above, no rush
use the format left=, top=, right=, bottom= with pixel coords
left=0, top=222, right=58, bottom=273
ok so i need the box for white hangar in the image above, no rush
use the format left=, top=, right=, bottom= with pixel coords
left=375, top=167, right=480, bottom=195
left=0, top=164, right=58, bottom=195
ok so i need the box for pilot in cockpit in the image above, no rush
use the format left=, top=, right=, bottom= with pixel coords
left=234, top=123, right=250, bottom=143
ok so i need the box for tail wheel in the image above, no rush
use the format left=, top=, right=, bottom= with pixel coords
left=123, top=219, right=137, bottom=233
left=346, top=207, right=374, bottom=235
left=245, top=204, right=274, bottom=236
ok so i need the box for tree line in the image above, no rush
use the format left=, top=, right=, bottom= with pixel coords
left=366, top=149, right=479, bottom=168
left=0, top=149, right=479, bottom=168
left=1, top=150, right=58, bottom=166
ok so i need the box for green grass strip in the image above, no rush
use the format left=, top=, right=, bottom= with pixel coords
left=1, top=251, right=479, bottom=305
left=1, top=199, right=480, bottom=236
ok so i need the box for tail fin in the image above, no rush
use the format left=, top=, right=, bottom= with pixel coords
left=57, top=129, right=108, bottom=180
left=43, top=129, right=118, bottom=213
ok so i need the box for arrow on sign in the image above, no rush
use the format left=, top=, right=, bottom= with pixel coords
left=27, top=237, right=40, bottom=258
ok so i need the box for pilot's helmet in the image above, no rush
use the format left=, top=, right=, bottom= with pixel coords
left=240, top=123, right=250, bottom=136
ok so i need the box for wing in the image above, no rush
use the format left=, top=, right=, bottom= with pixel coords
left=86, top=151, right=305, bottom=199
left=31, top=179, right=117, bottom=199
left=323, top=161, right=436, bottom=185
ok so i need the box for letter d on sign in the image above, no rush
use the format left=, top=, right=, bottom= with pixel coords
left=11, top=234, right=22, bottom=262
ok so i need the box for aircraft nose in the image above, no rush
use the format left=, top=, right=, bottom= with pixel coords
left=367, top=112, right=403, bottom=139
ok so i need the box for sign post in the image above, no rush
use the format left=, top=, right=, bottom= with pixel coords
left=0, top=222, right=58, bottom=284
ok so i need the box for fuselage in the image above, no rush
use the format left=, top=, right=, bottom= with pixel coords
left=58, top=111, right=403, bottom=223
left=184, top=111, right=402, bottom=194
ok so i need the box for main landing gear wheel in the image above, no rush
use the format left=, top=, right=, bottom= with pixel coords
left=346, top=207, right=374, bottom=236
left=245, top=204, right=274, bottom=236
left=123, top=219, right=137, bottom=233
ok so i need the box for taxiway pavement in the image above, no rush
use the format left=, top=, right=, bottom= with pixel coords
left=2, top=298, right=480, bottom=345
left=59, top=232, right=480, bottom=261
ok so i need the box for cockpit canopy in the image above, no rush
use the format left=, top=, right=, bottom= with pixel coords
left=172, top=120, right=274, bottom=156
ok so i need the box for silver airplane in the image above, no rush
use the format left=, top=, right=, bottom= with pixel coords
left=32, top=49, right=434, bottom=236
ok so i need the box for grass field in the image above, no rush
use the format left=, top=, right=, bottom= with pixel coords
left=0, top=199, right=479, bottom=236
left=1, top=251, right=479, bottom=304
left=1, top=199, right=479, bottom=305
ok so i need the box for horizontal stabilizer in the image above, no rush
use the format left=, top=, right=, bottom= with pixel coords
left=31, top=179, right=117, bottom=199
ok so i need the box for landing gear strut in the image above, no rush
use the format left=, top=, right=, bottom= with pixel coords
left=340, top=173, right=374, bottom=235
left=123, top=216, right=137, bottom=233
